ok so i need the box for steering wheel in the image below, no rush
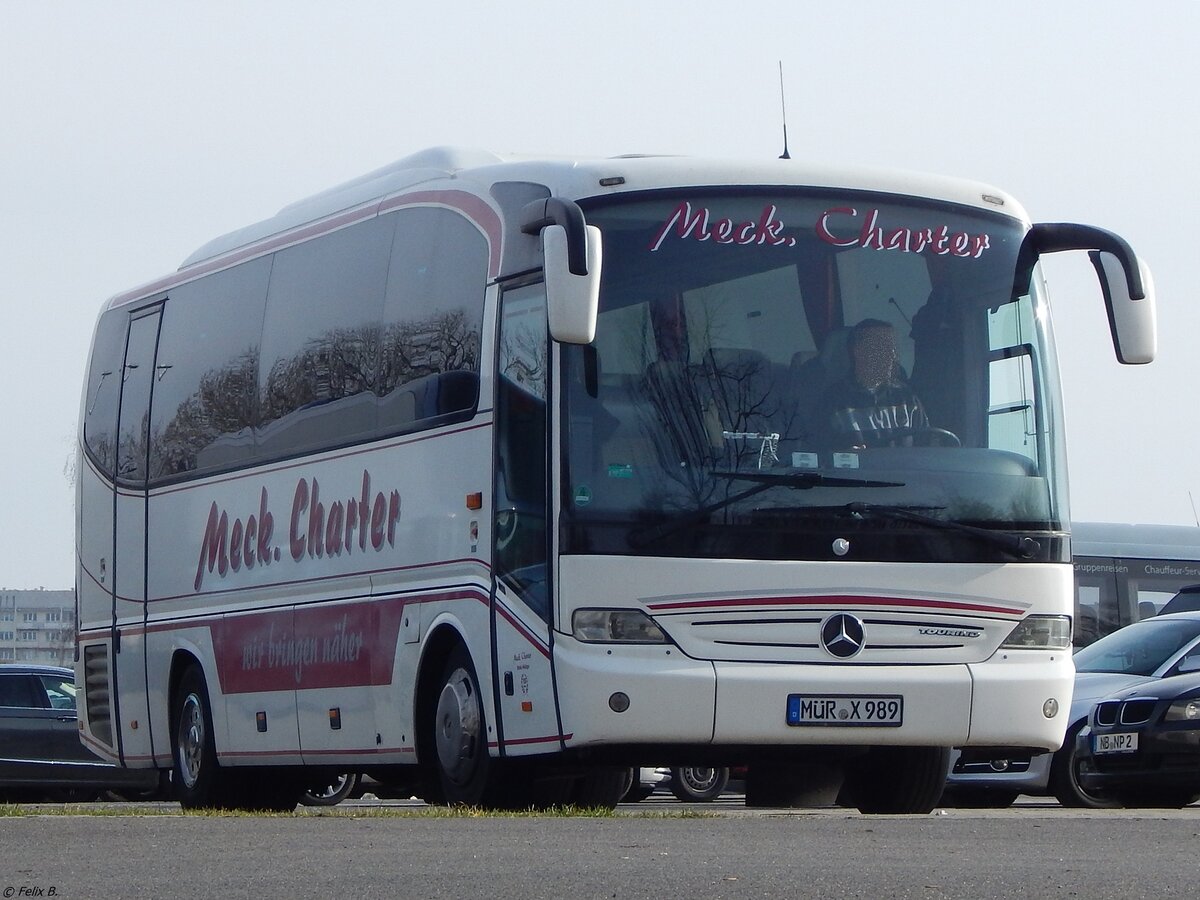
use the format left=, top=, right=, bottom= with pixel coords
left=915, top=427, right=961, bottom=447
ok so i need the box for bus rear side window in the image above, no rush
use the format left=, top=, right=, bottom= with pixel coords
left=148, top=256, right=271, bottom=480
left=82, top=311, right=128, bottom=477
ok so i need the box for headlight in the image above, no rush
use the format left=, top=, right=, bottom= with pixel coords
left=572, top=609, right=668, bottom=643
left=1165, top=700, right=1200, bottom=722
left=1000, top=615, right=1072, bottom=649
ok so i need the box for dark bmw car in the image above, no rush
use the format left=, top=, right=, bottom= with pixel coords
left=0, top=664, right=163, bottom=801
left=1077, top=670, right=1200, bottom=808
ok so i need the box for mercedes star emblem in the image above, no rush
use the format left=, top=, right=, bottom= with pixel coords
left=821, top=613, right=865, bottom=659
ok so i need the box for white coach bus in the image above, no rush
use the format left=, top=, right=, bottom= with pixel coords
left=76, top=147, right=1156, bottom=813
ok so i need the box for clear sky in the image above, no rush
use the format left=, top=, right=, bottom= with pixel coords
left=2, top=2, right=1196, bottom=589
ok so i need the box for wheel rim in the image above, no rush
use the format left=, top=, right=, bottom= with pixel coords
left=177, top=692, right=206, bottom=790
left=308, top=774, right=352, bottom=801
left=435, top=667, right=481, bottom=785
left=681, top=768, right=719, bottom=792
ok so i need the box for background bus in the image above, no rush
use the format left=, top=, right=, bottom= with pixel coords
left=1073, top=521, right=1200, bottom=646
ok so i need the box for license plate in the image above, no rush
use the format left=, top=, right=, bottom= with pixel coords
left=786, top=694, right=903, bottom=727
left=1094, top=731, right=1139, bottom=754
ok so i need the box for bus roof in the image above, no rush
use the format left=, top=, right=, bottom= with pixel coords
left=108, top=146, right=1029, bottom=311
left=181, top=147, right=1026, bottom=267
left=1072, top=521, right=1200, bottom=561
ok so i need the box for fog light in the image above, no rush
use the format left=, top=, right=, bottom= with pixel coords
left=1043, top=698, right=1059, bottom=718
left=609, top=692, right=630, bottom=713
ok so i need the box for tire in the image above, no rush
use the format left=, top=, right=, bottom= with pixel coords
left=622, top=770, right=657, bottom=803
left=431, top=645, right=499, bottom=806
left=852, top=746, right=950, bottom=814
left=570, top=767, right=627, bottom=809
left=670, top=766, right=730, bottom=802
left=1049, top=722, right=1120, bottom=809
left=172, top=664, right=234, bottom=809
left=301, top=773, right=361, bottom=807
left=745, top=760, right=844, bottom=808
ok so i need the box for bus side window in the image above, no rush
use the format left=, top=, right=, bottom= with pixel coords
left=82, top=310, right=129, bottom=478
left=257, top=217, right=394, bottom=460
left=494, top=284, right=550, bottom=622
left=379, top=208, right=486, bottom=434
left=149, top=257, right=271, bottom=480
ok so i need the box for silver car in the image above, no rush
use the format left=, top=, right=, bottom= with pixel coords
left=942, top=611, right=1200, bottom=807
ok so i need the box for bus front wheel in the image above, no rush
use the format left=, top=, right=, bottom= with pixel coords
left=433, top=646, right=496, bottom=806
left=849, top=746, right=950, bottom=814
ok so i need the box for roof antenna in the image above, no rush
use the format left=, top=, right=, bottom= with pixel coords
left=1190, top=491, right=1199, bottom=528
left=778, top=61, right=791, bottom=160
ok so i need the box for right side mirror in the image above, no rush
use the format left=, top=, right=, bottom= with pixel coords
left=1015, top=223, right=1157, bottom=366
left=1090, top=250, right=1157, bottom=364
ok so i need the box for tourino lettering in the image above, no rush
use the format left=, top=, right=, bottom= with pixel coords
left=194, top=469, right=400, bottom=590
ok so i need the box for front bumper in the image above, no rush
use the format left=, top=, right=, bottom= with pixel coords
left=1079, top=725, right=1200, bottom=794
left=553, top=638, right=1071, bottom=751
left=944, top=747, right=1054, bottom=795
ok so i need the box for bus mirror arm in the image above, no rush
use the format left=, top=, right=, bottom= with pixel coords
left=521, top=198, right=602, bottom=345
left=522, top=198, right=590, bottom=276
left=1013, top=222, right=1157, bottom=365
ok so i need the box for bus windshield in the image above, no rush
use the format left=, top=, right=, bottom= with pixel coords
left=562, top=189, right=1066, bottom=563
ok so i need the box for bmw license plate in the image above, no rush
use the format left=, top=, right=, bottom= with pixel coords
left=786, top=694, right=903, bottom=727
left=1094, top=732, right=1138, bottom=754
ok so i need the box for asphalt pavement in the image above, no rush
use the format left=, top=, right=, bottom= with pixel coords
left=1, top=794, right=1196, bottom=899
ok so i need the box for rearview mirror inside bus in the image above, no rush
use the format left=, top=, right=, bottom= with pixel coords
left=544, top=223, right=601, bottom=345
left=1090, top=249, right=1157, bottom=365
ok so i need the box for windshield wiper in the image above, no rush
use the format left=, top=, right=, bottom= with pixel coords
left=713, top=471, right=904, bottom=489
left=841, top=501, right=1043, bottom=559
left=626, top=471, right=904, bottom=549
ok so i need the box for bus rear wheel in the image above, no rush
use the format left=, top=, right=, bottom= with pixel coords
left=570, top=768, right=628, bottom=809
left=172, top=664, right=233, bottom=809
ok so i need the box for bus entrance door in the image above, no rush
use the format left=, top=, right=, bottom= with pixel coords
left=492, top=283, right=562, bottom=756
left=109, top=305, right=162, bottom=766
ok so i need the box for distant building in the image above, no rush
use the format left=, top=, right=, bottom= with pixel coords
left=0, top=589, right=74, bottom=667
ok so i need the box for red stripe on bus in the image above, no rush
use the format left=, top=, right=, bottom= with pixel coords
left=645, top=594, right=1025, bottom=617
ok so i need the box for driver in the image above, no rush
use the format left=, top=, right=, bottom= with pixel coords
left=817, top=318, right=929, bottom=449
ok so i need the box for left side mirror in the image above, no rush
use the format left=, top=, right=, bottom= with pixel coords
left=544, top=223, right=601, bottom=345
